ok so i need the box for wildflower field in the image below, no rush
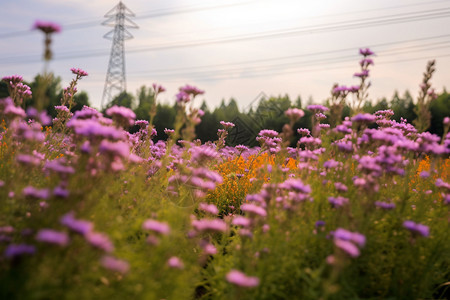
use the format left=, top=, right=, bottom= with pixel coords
left=1, top=42, right=450, bottom=299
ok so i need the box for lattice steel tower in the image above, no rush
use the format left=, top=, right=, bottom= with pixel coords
left=101, top=1, right=138, bottom=109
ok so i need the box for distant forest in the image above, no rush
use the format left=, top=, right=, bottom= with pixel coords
left=1, top=75, right=449, bottom=146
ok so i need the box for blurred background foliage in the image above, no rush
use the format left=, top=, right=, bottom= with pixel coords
left=1, top=74, right=448, bottom=143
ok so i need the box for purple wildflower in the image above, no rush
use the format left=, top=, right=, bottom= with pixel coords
left=142, top=219, right=170, bottom=235
left=180, top=84, right=204, bottom=97
left=375, top=201, right=396, bottom=210
left=348, top=85, right=360, bottom=93
left=358, top=156, right=382, bottom=175
left=336, top=140, right=353, bottom=153
left=71, top=106, right=102, bottom=120
left=444, top=117, right=450, bottom=126
left=307, top=104, right=329, bottom=112
left=192, top=219, right=227, bottom=233
left=220, top=121, right=235, bottom=129
left=67, top=119, right=126, bottom=141
left=198, top=202, right=219, bottom=215
left=232, top=216, right=251, bottom=227
left=335, top=124, right=352, bottom=134
left=4, top=244, right=36, bottom=259
left=36, top=229, right=69, bottom=246
left=0, top=226, right=14, bottom=233
left=22, top=186, right=50, bottom=200
left=297, top=128, right=310, bottom=136
left=236, top=145, right=249, bottom=152
left=152, top=83, right=166, bottom=94
left=335, top=239, right=360, bottom=257
left=106, top=105, right=136, bottom=127
left=299, top=136, right=322, bottom=147
left=190, top=146, right=219, bottom=163
left=45, top=160, right=75, bottom=175
left=55, top=105, right=70, bottom=113
left=60, top=212, right=93, bottom=235
left=279, top=178, right=311, bottom=194
left=419, top=171, right=430, bottom=178
left=403, top=220, right=429, bottom=237
left=351, top=113, right=376, bottom=123
left=202, top=243, right=217, bottom=255
left=359, top=48, right=374, bottom=56
left=240, top=203, right=267, bottom=217
left=135, top=120, right=148, bottom=129
left=2, top=75, right=23, bottom=85
left=354, top=70, right=370, bottom=78
left=332, top=228, right=365, bottom=258
left=85, top=232, right=114, bottom=252
left=258, top=129, right=279, bottom=138
left=70, top=68, right=88, bottom=77
left=99, top=140, right=130, bottom=158
left=16, top=154, right=41, bottom=166
left=375, top=109, right=394, bottom=118
left=285, top=108, right=305, bottom=121
left=315, top=220, right=326, bottom=228
left=100, top=255, right=130, bottom=274
left=26, top=107, right=51, bottom=125
left=315, top=112, right=327, bottom=120
left=164, top=128, right=175, bottom=136
left=32, top=20, right=61, bottom=33
left=167, top=256, right=184, bottom=269
left=323, top=159, right=342, bottom=169
left=443, top=194, right=450, bottom=205
left=176, top=91, right=191, bottom=104
left=333, top=85, right=348, bottom=94
left=328, top=196, right=349, bottom=208
left=360, top=58, right=374, bottom=67
left=4, top=104, right=26, bottom=119
left=334, top=228, right=366, bottom=247
left=334, top=182, right=348, bottom=192
left=436, top=179, right=450, bottom=192
left=226, top=270, right=259, bottom=287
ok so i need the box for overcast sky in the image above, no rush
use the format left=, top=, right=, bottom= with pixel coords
left=1, top=0, right=450, bottom=110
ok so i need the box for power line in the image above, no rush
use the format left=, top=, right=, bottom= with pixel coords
left=124, top=44, right=450, bottom=81
left=1, top=7, right=450, bottom=65
left=127, top=53, right=450, bottom=84
left=1, top=0, right=449, bottom=38
left=0, top=1, right=257, bottom=39
left=124, top=37, right=450, bottom=77
left=79, top=50, right=450, bottom=86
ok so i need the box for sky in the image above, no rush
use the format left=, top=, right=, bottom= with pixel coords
left=1, top=0, right=450, bottom=111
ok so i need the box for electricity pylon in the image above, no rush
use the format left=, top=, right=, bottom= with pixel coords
left=101, top=1, right=138, bottom=109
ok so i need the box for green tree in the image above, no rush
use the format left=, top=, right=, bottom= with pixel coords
left=362, top=100, right=374, bottom=113
left=429, top=92, right=450, bottom=137
left=134, top=86, right=155, bottom=121
left=23, top=74, right=91, bottom=118
left=196, top=102, right=220, bottom=142
left=372, top=97, right=389, bottom=112
left=153, top=103, right=176, bottom=140
left=294, top=95, right=302, bottom=108
left=390, top=90, right=415, bottom=122
left=27, top=74, right=61, bottom=112
left=251, top=95, right=291, bottom=134
left=104, top=91, right=134, bottom=111
left=0, top=81, right=8, bottom=99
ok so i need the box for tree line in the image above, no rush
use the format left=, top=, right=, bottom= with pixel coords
left=1, top=75, right=448, bottom=145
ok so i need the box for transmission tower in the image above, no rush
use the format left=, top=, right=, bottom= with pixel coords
left=101, top=1, right=138, bottom=109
